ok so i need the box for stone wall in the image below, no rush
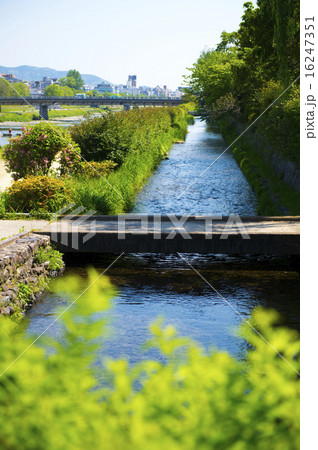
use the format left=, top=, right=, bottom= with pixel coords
left=229, top=118, right=300, bottom=192
left=0, top=233, right=63, bottom=316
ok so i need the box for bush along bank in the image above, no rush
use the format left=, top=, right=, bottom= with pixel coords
left=218, top=116, right=300, bottom=215
left=0, top=234, right=64, bottom=317
left=1, top=105, right=193, bottom=216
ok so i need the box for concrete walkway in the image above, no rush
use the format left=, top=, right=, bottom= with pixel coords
left=0, top=220, right=49, bottom=240
left=0, top=160, right=12, bottom=191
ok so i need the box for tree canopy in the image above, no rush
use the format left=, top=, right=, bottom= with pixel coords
left=59, top=69, right=84, bottom=90
left=44, top=84, right=74, bottom=96
left=0, top=79, right=30, bottom=97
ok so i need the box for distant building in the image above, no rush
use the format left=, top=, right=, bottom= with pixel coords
left=127, top=75, right=137, bottom=88
left=29, top=77, right=59, bottom=94
left=41, top=77, right=54, bottom=90
left=0, top=73, right=22, bottom=83
left=83, top=84, right=94, bottom=92
left=95, top=82, right=114, bottom=94
left=30, top=87, right=43, bottom=97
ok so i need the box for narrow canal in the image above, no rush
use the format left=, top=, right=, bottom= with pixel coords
left=24, top=119, right=299, bottom=363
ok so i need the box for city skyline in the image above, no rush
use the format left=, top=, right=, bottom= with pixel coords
left=0, top=0, right=246, bottom=89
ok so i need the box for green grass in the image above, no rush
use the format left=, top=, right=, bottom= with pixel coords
left=68, top=107, right=192, bottom=214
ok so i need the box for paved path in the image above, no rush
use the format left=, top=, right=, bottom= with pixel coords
left=0, top=160, right=12, bottom=191
left=0, top=220, right=48, bottom=240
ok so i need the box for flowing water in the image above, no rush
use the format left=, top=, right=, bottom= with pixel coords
left=23, top=119, right=299, bottom=363
left=133, top=120, right=257, bottom=215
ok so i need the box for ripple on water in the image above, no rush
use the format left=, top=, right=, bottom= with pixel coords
left=132, top=119, right=257, bottom=215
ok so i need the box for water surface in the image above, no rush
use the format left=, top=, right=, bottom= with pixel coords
left=133, top=119, right=257, bottom=215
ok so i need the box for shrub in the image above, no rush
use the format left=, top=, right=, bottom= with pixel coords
left=0, top=270, right=300, bottom=449
left=5, top=176, right=72, bottom=212
left=77, top=160, right=117, bottom=178
left=248, top=80, right=284, bottom=120
left=3, top=122, right=81, bottom=180
left=33, top=246, right=64, bottom=271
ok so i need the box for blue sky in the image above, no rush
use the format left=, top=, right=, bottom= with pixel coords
left=1, top=0, right=246, bottom=89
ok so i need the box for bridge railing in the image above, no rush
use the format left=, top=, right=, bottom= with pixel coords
left=0, top=96, right=183, bottom=101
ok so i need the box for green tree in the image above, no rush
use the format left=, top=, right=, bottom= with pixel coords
left=44, top=84, right=74, bottom=96
left=59, top=69, right=84, bottom=90
left=44, top=84, right=64, bottom=96
left=86, top=89, right=98, bottom=97
left=0, top=79, right=12, bottom=96
left=185, top=49, right=238, bottom=108
left=0, top=80, right=30, bottom=97
left=15, top=82, right=30, bottom=96
left=216, top=31, right=238, bottom=51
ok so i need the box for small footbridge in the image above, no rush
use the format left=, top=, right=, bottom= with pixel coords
left=36, top=215, right=300, bottom=255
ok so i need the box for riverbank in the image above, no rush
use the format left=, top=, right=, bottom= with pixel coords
left=68, top=106, right=194, bottom=214
left=218, top=117, right=300, bottom=216
left=0, top=106, right=194, bottom=216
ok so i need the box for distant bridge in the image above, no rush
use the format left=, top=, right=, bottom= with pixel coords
left=0, top=96, right=183, bottom=120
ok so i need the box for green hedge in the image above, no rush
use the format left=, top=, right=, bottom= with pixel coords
left=70, top=106, right=191, bottom=164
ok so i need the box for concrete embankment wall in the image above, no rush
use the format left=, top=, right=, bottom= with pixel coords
left=232, top=119, right=299, bottom=193
left=218, top=117, right=300, bottom=215
left=0, top=233, right=59, bottom=316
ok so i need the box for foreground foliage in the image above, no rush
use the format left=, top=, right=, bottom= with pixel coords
left=0, top=270, right=300, bottom=449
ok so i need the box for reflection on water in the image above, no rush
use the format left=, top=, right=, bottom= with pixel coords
left=23, top=119, right=299, bottom=363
